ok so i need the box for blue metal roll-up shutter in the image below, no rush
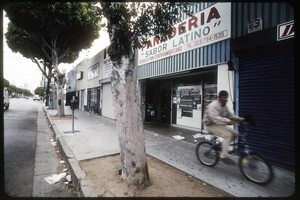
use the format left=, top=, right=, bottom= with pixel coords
left=237, top=41, right=295, bottom=170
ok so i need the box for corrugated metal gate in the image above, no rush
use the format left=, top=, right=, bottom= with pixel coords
left=237, top=40, right=295, bottom=170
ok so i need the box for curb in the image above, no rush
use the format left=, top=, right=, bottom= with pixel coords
left=42, top=107, right=98, bottom=197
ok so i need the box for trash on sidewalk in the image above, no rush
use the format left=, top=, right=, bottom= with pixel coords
left=204, top=135, right=213, bottom=141
left=60, top=160, right=65, bottom=164
left=50, top=139, right=57, bottom=147
left=116, top=164, right=122, bottom=175
left=193, top=133, right=205, bottom=139
left=66, top=175, right=72, bottom=182
left=172, top=135, right=185, bottom=140
left=44, top=172, right=67, bottom=184
left=62, top=168, right=68, bottom=172
left=153, top=133, right=158, bottom=136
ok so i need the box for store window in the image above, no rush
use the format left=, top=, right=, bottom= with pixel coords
left=177, top=85, right=202, bottom=117
left=171, top=70, right=217, bottom=130
left=203, top=72, right=217, bottom=108
left=173, top=82, right=202, bottom=129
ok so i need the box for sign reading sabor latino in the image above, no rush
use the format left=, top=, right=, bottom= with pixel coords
left=138, top=3, right=231, bottom=66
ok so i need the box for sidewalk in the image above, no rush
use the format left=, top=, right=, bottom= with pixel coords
left=43, top=105, right=295, bottom=197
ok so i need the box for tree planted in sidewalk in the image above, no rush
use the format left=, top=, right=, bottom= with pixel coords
left=4, top=2, right=101, bottom=116
left=98, top=2, right=192, bottom=187
left=5, top=20, right=54, bottom=105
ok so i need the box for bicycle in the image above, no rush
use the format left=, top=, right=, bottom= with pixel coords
left=89, top=101, right=97, bottom=114
left=195, top=118, right=273, bottom=185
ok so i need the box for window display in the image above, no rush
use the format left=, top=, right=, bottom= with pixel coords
left=203, top=84, right=217, bottom=108
left=175, top=85, right=202, bottom=129
left=178, top=86, right=201, bottom=117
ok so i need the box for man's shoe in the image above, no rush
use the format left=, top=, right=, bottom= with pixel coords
left=220, top=157, right=236, bottom=165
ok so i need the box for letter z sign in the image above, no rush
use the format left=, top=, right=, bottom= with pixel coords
left=277, top=20, right=294, bottom=41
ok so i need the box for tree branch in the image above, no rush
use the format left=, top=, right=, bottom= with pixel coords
left=31, top=57, right=48, bottom=78
left=40, top=45, right=52, bottom=61
left=40, top=35, right=52, bottom=51
left=62, top=33, right=77, bottom=49
left=58, top=48, right=70, bottom=61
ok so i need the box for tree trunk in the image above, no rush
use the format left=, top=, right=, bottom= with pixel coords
left=45, top=71, right=51, bottom=107
left=56, top=82, right=65, bottom=117
left=110, top=56, right=151, bottom=188
left=52, top=47, right=65, bottom=117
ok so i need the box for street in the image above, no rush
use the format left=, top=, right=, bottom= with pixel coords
left=3, top=98, right=77, bottom=197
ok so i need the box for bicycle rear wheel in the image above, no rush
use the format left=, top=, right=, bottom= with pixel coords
left=195, top=141, right=219, bottom=166
left=239, top=153, right=273, bottom=185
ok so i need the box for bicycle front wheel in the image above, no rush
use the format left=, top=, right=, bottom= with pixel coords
left=239, top=153, right=273, bottom=185
left=195, top=141, right=219, bottom=167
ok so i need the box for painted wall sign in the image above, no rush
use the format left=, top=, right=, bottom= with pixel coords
left=87, top=62, right=99, bottom=80
left=76, top=71, right=83, bottom=80
left=277, top=20, right=294, bottom=41
left=138, top=3, right=231, bottom=66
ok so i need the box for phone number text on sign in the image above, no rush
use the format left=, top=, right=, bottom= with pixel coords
left=186, top=30, right=228, bottom=49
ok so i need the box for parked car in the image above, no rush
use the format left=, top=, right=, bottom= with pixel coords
left=33, top=95, right=40, bottom=101
left=3, top=87, right=10, bottom=110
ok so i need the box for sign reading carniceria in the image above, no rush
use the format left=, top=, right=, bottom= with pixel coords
left=138, top=3, right=231, bottom=66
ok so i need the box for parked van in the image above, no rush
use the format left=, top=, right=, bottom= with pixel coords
left=3, top=87, right=10, bottom=110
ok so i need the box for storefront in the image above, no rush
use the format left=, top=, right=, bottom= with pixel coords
left=231, top=2, right=294, bottom=170
left=87, top=87, right=101, bottom=114
left=138, top=3, right=233, bottom=130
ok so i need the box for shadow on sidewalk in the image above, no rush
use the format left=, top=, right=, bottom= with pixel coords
left=144, top=123, right=203, bottom=144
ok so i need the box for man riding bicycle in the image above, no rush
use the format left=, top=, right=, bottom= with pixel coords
left=203, top=90, right=244, bottom=165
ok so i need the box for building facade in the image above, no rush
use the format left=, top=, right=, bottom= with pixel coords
left=65, top=2, right=295, bottom=170
left=137, top=2, right=233, bottom=131
left=231, top=2, right=295, bottom=170
left=66, top=48, right=115, bottom=120
left=137, top=2, right=295, bottom=170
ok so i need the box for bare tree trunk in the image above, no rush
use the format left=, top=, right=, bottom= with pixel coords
left=52, top=46, right=65, bottom=117
left=110, top=56, right=151, bottom=188
left=56, top=82, right=65, bottom=117
left=45, top=67, right=52, bottom=106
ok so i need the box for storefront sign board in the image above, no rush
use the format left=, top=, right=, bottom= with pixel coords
left=138, top=3, right=231, bottom=65
left=277, top=20, right=294, bottom=41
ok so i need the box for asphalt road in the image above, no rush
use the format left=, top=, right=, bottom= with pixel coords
left=3, top=98, right=77, bottom=197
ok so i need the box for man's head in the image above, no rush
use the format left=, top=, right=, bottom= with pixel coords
left=218, top=90, right=228, bottom=106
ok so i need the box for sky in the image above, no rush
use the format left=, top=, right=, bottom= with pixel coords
left=2, top=11, right=110, bottom=93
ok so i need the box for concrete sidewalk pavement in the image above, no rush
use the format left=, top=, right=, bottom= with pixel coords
left=43, top=105, right=295, bottom=197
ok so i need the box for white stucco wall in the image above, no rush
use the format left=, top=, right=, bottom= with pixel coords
left=102, top=83, right=115, bottom=119
left=217, top=64, right=235, bottom=113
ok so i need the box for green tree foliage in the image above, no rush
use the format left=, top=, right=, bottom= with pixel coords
left=4, top=2, right=101, bottom=65
left=100, top=2, right=192, bottom=62
left=4, top=78, right=10, bottom=88
left=34, top=87, right=45, bottom=96
left=4, top=2, right=101, bottom=116
left=4, top=78, right=33, bottom=97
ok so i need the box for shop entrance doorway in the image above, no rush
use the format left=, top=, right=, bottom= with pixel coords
left=145, top=84, right=157, bottom=122
left=160, top=89, right=171, bottom=124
